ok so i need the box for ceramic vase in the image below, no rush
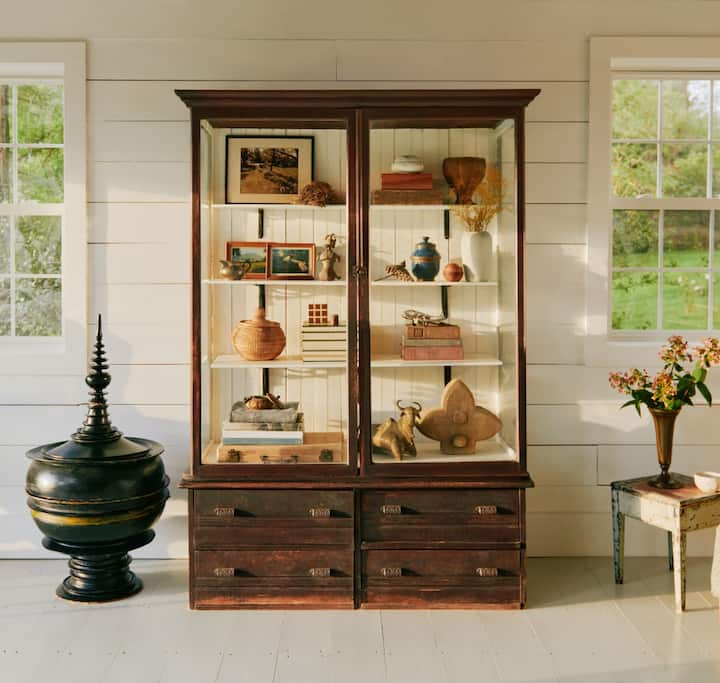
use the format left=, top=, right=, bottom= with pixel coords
left=461, top=230, right=492, bottom=282
left=410, top=236, right=441, bottom=281
left=648, top=408, right=682, bottom=489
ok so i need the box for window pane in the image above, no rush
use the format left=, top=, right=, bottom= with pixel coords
left=612, top=143, right=657, bottom=198
left=663, top=272, right=709, bottom=329
left=0, top=216, right=9, bottom=273
left=663, top=210, right=710, bottom=268
left=0, top=278, right=9, bottom=335
left=714, top=144, right=720, bottom=198
left=661, top=143, right=706, bottom=197
left=0, top=148, right=12, bottom=202
left=15, top=277, right=61, bottom=336
left=662, top=80, right=710, bottom=140
left=612, top=210, right=658, bottom=268
left=17, top=84, right=63, bottom=144
left=612, top=79, right=658, bottom=139
left=0, top=84, right=12, bottom=143
left=15, top=215, right=61, bottom=274
left=17, top=148, right=63, bottom=202
left=611, top=272, right=658, bottom=330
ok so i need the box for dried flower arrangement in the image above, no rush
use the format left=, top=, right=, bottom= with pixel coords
left=452, top=166, right=506, bottom=232
left=609, top=335, right=720, bottom=413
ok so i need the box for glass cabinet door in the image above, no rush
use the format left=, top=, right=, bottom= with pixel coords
left=363, top=115, right=522, bottom=472
left=196, top=116, right=356, bottom=473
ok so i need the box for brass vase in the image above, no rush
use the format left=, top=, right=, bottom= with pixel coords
left=648, top=408, right=682, bottom=489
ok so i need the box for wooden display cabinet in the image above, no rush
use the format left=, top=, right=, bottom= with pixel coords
left=178, top=89, right=538, bottom=609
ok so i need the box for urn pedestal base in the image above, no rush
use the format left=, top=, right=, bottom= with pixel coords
left=43, top=531, right=154, bottom=602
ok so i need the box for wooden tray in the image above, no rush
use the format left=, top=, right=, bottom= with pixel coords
left=213, top=432, right=345, bottom=464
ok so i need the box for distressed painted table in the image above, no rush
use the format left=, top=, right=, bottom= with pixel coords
left=612, top=474, right=720, bottom=612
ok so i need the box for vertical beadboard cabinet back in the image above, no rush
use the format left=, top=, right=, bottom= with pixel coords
left=176, top=89, right=538, bottom=609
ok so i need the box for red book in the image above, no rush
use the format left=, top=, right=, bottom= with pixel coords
left=400, top=345, right=465, bottom=361
left=381, top=173, right=433, bottom=191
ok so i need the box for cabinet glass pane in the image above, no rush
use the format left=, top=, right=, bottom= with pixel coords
left=367, top=119, right=518, bottom=465
left=198, top=121, right=350, bottom=467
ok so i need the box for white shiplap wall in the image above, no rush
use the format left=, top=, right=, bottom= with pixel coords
left=2, top=25, right=720, bottom=558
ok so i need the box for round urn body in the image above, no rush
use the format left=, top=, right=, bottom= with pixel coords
left=232, top=307, right=286, bottom=360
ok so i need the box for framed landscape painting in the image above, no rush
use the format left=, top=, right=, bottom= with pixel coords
left=226, top=241, right=268, bottom=279
left=267, top=243, right=316, bottom=280
left=225, top=135, right=314, bottom=204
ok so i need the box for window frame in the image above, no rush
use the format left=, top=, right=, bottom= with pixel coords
left=587, top=37, right=720, bottom=366
left=0, top=43, right=86, bottom=375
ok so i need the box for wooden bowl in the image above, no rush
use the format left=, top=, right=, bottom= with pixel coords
left=442, top=157, right=486, bottom=204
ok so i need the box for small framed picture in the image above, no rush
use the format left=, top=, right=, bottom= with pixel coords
left=225, top=135, right=314, bottom=204
left=226, top=241, right=268, bottom=280
left=267, top=243, right=316, bottom=280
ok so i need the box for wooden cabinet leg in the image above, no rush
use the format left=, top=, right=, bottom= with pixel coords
left=671, top=531, right=686, bottom=613
left=667, top=531, right=673, bottom=571
left=612, top=488, right=625, bottom=584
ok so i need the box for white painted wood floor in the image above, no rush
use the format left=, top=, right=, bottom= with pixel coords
left=1, top=558, right=720, bottom=683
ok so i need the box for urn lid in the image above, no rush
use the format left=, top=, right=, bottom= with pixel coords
left=237, top=307, right=282, bottom=330
left=412, top=236, right=440, bottom=259
left=26, top=316, right=162, bottom=464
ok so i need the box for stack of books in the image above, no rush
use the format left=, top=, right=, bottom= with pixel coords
left=380, top=172, right=433, bottom=191
left=401, top=323, right=464, bottom=361
left=301, top=322, right=347, bottom=362
left=223, top=401, right=304, bottom=446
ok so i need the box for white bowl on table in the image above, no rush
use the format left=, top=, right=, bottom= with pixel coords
left=694, top=471, right=720, bottom=493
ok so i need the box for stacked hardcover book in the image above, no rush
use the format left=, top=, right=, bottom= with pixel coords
left=223, top=401, right=304, bottom=446
left=380, top=172, right=433, bottom=191
left=401, top=323, right=464, bottom=361
left=301, top=322, right=347, bottom=362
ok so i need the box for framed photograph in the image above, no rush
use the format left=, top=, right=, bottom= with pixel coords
left=226, top=241, right=268, bottom=280
left=225, top=135, right=314, bottom=204
left=267, top=243, right=316, bottom=280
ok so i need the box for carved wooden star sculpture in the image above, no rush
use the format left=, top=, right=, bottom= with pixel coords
left=416, top=378, right=502, bottom=455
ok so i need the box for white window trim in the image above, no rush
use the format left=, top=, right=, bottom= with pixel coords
left=0, top=42, right=86, bottom=375
left=587, top=36, right=720, bottom=367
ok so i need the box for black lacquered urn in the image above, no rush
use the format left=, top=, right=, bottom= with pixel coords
left=26, top=316, right=170, bottom=602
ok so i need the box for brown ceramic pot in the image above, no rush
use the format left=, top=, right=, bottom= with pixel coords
left=232, top=307, right=286, bottom=361
left=442, top=157, right=486, bottom=204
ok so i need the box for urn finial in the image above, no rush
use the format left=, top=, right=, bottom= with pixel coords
left=72, top=314, right=121, bottom=444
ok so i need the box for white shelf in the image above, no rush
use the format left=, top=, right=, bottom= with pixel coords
left=372, top=435, right=516, bottom=464
left=371, top=280, right=496, bottom=287
left=209, top=203, right=346, bottom=211
left=370, top=353, right=502, bottom=368
left=211, top=354, right=347, bottom=370
left=203, top=279, right=347, bottom=287
left=371, top=204, right=451, bottom=211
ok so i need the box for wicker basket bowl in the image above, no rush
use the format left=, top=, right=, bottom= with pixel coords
left=232, top=307, right=286, bottom=361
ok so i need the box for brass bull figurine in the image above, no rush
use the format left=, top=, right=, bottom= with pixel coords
left=372, top=401, right=422, bottom=461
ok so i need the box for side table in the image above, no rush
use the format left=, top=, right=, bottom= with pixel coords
left=611, top=474, right=720, bottom=612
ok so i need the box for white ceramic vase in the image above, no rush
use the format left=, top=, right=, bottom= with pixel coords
left=461, top=230, right=493, bottom=282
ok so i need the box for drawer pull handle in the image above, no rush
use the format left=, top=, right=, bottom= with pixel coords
left=381, top=504, right=402, bottom=515
left=214, top=567, right=235, bottom=577
left=381, top=567, right=402, bottom=577
left=476, top=567, right=499, bottom=577
left=475, top=505, right=498, bottom=515
left=308, top=567, right=331, bottom=577
left=213, top=506, right=236, bottom=517
left=309, top=506, right=331, bottom=518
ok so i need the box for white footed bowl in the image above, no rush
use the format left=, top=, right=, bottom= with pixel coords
left=694, top=471, right=720, bottom=492
left=391, top=155, right=424, bottom=173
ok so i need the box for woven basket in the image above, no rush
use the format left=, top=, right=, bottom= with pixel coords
left=232, top=308, right=286, bottom=361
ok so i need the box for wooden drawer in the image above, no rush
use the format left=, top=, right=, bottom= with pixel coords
left=361, top=489, right=520, bottom=545
left=192, top=549, right=354, bottom=609
left=361, top=549, right=524, bottom=608
left=193, top=490, right=353, bottom=548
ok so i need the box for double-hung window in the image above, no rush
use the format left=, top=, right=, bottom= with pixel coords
left=0, top=43, right=86, bottom=374
left=588, top=38, right=720, bottom=365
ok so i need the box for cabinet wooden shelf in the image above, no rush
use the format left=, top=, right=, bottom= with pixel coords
left=178, top=88, right=538, bottom=611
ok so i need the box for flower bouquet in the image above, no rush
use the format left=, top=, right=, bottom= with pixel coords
left=609, top=336, right=720, bottom=488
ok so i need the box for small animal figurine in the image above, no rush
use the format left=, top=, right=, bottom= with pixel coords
left=242, top=393, right=285, bottom=411
left=317, top=233, right=341, bottom=281
left=372, top=400, right=422, bottom=461
left=219, top=259, right=251, bottom=280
